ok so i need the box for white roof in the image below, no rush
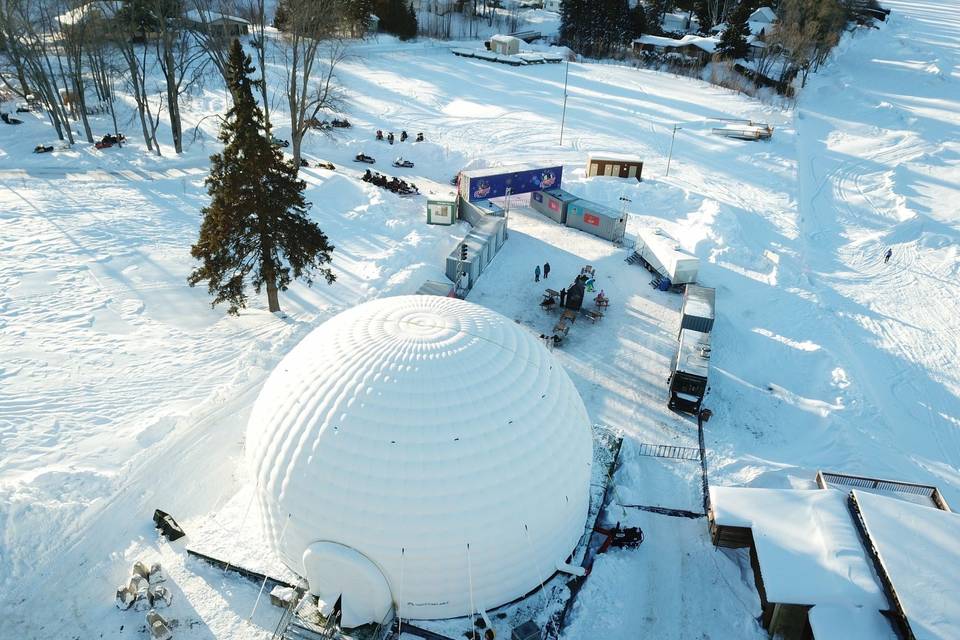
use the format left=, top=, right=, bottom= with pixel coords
left=634, top=34, right=718, bottom=53
left=749, top=6, right=777, bottom=23
left=56, top=0, right=118, bottom=27
left=247, top=296, right=594, bottom=625
left=854, top=490, right=960, bottom=639
left=809, top=605, right=898, bottom=640
left=185, top=9, right=250, bottom=25
left=490, top=34, right=522, bottom=45
left=710, top=487, right=888, bottom=608
left=587, top=153, right=643, bottom=163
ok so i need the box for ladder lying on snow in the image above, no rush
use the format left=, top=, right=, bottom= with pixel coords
left=637, top=442, right=701, bottom=461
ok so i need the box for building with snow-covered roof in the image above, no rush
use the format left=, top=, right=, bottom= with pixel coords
left=184, top=9, right=250, bottom=36
left=489, top=34, right=522, bottom=55
left=710, top=482, right=960, bottom=640
left=246, top=295, right=594, bottom=628
left=749, top=6, right=777, bottom=25
left=632, top=34, right=718, bottom=63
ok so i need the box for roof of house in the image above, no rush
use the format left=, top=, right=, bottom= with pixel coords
left=185, top=9, right=251, bottom=25
left=56, top=0, right=118, bottom=27
left=749, top=6, right=777, bottom=23
left=853, top=490, right=960, bottom=640
left=490, top=34, right=523, bottom=45
left=633, top=34, right=718, bottom=54
left=710, top=487, right=888, bottom=609
left=808, top=604, right=898, bottom=640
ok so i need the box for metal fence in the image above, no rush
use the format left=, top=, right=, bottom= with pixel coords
left=637, top=442, right=701, bottom=461
left=817, top=470, right=951, bottom=512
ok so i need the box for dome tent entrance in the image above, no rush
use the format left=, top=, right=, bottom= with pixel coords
left=246, top=296, right=594, bottom=625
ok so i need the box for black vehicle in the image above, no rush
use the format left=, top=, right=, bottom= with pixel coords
left=415, top=132, right=424, bottom=142
left=668, top=328, right=710, bottom=414
left=392, top=157, right=414, bottom=168
left=387, top=132, right=394, bottom=145
left=270, top=136, right=290, bottom=148
left=34, top=144, right=54, bottom=153
left=400, top=130, right=408, bottom=142
left=1, top=112, right=23, bottom=125
left=354, top=152, right=376, bottom=164
left=331, top=118, right=351, bottom=128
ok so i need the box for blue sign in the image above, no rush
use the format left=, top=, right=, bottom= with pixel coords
left=468, top=166, right=563, bottom=202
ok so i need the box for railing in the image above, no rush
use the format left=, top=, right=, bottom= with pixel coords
left=817, top=470, right=951, bottom=511
left=637, top=442, right=701, bottom=461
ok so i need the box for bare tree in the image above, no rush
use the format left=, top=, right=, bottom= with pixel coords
left=111, top=2, right=163, bottom=153
left=279, top=0, right=347, bottom=168
left=54, top=0, right=96, bottom=143
left=238, top=0, right=272, bottom=131
left=0, top=0, right=75, bottom=144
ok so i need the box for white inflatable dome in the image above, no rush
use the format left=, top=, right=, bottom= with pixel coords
left=246, top=295, right=593, bottom=626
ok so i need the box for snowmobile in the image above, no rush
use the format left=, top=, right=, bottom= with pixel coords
left=386, top=132, right=394, bottom=145
left=1, top=112, right=23, bottom=125
left=331, top=118, right=352, bottom=128
left=415, top=132, right=424, bottom=142
left=375, top=130, right=384, bottom=141
left=314, top=160, right=336, bottom=170
left=306, top=117, right=331, bottom=130
left=400, top=130, right=408, bottom=142
left=95, top=133, right=125, bottom=149
left=16, top=104, right=31, bottom=113
left=354, top=152, right=376, bottom=164
left=34, top=144, right=54, bottom=154
left=392, top=157, right=415, bottom=168
left=270, top=136, right=290, bottom=148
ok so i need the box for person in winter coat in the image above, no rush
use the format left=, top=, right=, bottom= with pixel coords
left=559, top=288, right=567, bottom=307
left=534, top=265, right=541, bottom=282
left=884, top=248, right=893, bottom=263
left=543, top=262, right=551, bottom=279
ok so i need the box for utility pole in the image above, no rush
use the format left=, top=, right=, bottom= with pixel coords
left=559, top=60, right=570, bottom=146
left=666, top=124, right=681, bottom=177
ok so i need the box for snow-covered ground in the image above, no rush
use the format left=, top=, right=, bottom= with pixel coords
left=1, top=0, right=958, bottom=637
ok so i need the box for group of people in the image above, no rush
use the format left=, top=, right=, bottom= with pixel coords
left=534, top=261, right=551, bottom=282
left=362, top=169, right=419, bottom=195
left=375, top=130, right=425, bottom=144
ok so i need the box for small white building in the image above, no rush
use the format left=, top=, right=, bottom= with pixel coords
left=748, top=6, right=777, bottom=39
left=489, top=34, right=522, bottom=55
left=184, top=10, right=251, bottom=37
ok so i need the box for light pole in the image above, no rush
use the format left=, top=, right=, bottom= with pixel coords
left=666, top=124, right=681, bottom=177
left=559, top=60, right=570, bottom=146
left=618, top=195, right=631, bottom=245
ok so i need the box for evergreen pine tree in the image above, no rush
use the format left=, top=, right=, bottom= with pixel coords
left=404, top=2, right=418, bottom=39
left=715, top=2, right=751, bottom=59
left=629, top=3, right=648, bottom=39
left=188, top=40, right=335, bottom=315
left=692, top=0, right=711, bottom=33
left=349, top=0, right=375, bottom=36
left=273, top=0, right=290, bottom=30
left=559, top=0, right=584, bottom=51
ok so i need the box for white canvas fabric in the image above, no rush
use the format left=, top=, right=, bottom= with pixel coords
left=247, top=295, right=594, bottom=623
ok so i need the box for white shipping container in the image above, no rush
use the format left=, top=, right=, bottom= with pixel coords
left=635, top=228, right=699, bottom=284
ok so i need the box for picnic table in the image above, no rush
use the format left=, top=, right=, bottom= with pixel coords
left=583, top=309, right=603, bottom=323
left=544, top=288, right=560, bottom=299
left=595, top=295, right=609, bottom=308
left=561, top=309, right=577, bottom=324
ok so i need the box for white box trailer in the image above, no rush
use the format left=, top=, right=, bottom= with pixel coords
left=634, top=228, right=699, bottom=285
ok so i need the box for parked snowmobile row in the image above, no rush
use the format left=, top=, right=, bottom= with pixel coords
left=361, top=169, right=419, bottom=196
left=375, top=130, right=425, bottom=144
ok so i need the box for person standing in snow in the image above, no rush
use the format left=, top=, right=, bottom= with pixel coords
left=559, top=288, right=567, bottom=308
left=884, top=248, right=893, bottom=264
left=543, top=262, right=551, bottom=279
left=534, top=265, right=541, bottom=282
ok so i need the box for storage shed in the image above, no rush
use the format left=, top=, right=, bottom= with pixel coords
left=531, top=189, right=578, bottom=224
left=633, top=228, right=699, bottom=285
left=586, top=154, right=644, bottom=181
left=566, top=200, right=626, bottom=243
left=490, top=34, right=522, bottom=55
left=669, top=328, right=710, bottom=413
left=426, top=199, right=456, bottom=225
left=679, top=285, right=715, bottom=335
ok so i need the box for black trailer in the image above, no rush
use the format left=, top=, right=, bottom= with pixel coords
left=669, top=329, right=711, bottom=414
left=679, top=284, right=715, bottom=336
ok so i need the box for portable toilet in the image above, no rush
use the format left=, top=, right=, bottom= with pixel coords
left=490, top=34, right=522, bottom=55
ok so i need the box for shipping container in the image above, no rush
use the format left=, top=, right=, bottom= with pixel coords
left=530, top=188, right=578, bottom=224
left=587, top=154, right=644, bottom=181
left=680, top=285, right=715, bottom=335
left=633, top=228, right=699, bottom=285
left=444, top=215, right=508, bottom=294
left=458, top=164, right=563, bottom=202
left=669, top=328, right=711, bottom=414
left=566, top=200, right=627, bottom=243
